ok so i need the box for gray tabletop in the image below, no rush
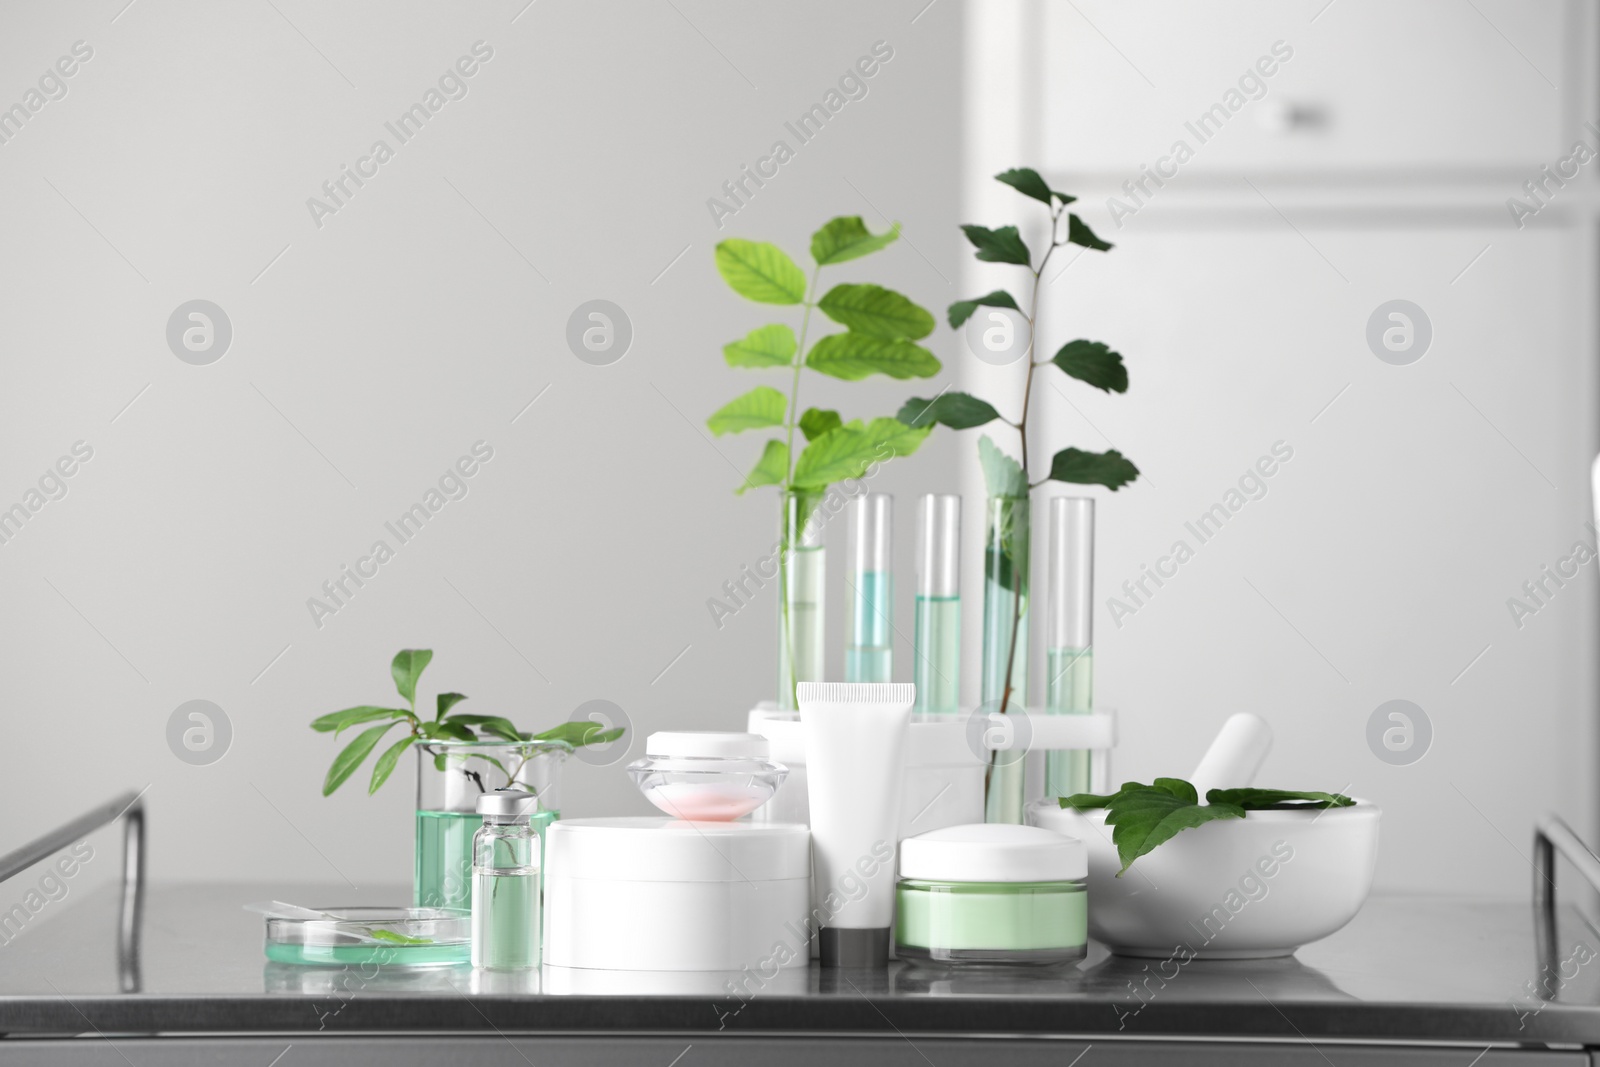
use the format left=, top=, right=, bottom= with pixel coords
left=1, top=880, right=1598, bottom=1051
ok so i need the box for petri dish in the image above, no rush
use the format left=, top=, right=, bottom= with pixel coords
left=263, top=906, right=470, bottom=967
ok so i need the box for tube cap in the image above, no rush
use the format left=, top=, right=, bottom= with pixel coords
left=820, top=926, right=890, bottom=968
left=916, top=494, right=961, bottom=598
left=476, top=789, right=539, bottom=817
left=1047, top=497, right=1094, bottom=648
left=850, top=493, right=893, bottom=573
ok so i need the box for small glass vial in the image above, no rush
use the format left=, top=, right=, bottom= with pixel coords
left=471, top=789, right=542, bottom=970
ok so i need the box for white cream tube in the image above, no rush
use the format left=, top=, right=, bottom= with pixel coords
left=798, top=681, right=913, bottom=968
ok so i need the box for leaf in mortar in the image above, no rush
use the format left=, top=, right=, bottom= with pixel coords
left=1102, top=783, right=1245, bottom=875
left=724, top=324, right=796, bottom=368
left=948, top=290, right=1020, bottom=329
left=994, top=167, right=1053, bottom=205
left=1208, top=787, right=1355, bottom=809
left=1051, top=340, right=1128, bottom=393
left=735, top=439, right=788, bottom=495
left=816, top=283, right=934, bottom=340
left=324, top=722, right=402, bottom=796
left=898, top=392, right=1002, bottom=430
left=707, top=385, right=788, bottom=435
left=714, top=239, right=807, bottom=304
left=369, top=734, right=415, bottom=794
left=805, top=334, right=940, bottom=381
left=799, top=407, right=843, bottom=442
left=960, top=224, right=1031, bottom=266
left=1067, top=214, right=1113, bottom=252
left=810, top=216, right=899, bottom=266
left=1047, top=447, right=1140, bottom=490
left=390, top=650, right=432, bottom=706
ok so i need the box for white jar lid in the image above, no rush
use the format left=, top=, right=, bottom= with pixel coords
left=545, top=817, right=809, bottom=883
left=646, top=731, right=770, bottom=759
left=899, top=822, right=1086, bottom=882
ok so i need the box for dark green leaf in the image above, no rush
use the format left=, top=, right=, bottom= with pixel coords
left=816, top=284, right=934, bottom=340
left=810, top=216, right=900, bottom=265
left=806, top=334, right=941, bottom=381
left=1051, top=340, right=1128, bottom=393
left=793, top=418, right=931, bottom=489
left=715, top=239, right=807, bottom=304
left=369, top=734, right=415, bottom=795
left=799, top=407, right=843, bottom=442
left=435, top=693, right=468, bottom=721
left=310, top=706, right=410, bottom=735
left=1047, top=447, right=1140, bottom=490
left=1067, top=214, right=1113, bottom=251
left=735, top=439, right=788, bottom=496
left=323, top=722, right=401, bottom=796
left=1060, top=791, right=1121, bottom=810
left=723, top=324, right=797, bottom=368
left=445, top=714, right=523, bottom=743
left=1102, top=786, right=1245, bottom=874
left=707, top=385, right=788, bottom=435
left=948, top=290, right=1021, bottom=329
left=1207, top=787, right=1356, bottom=810
left=534, top=722, right=627, bottom=749
left=978, top=435, right=1026, bottom=498
left=995, top=167, right=1053, bottom=205
left=390, top=650, right=433, bottom=707
left=960, top=224, right=1031, bottom=267
left=433, top=752, right=448, bottom=772
left=1051, top=188, right=1078, bottom=206
left=421, top=720, right=476, bottom=742
left=898, top=392, right=1003, bottom=431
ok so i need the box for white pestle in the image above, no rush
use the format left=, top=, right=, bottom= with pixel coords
left=1189, top=713, right=1274, bottom=799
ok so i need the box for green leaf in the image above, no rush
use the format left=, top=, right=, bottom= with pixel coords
left=948, top=290, right=1021, bottom=329
left=1207, top=787, right=1355, bottom=810
left=1060, top=791, right=1121, bottom=810
left=1051, top=340, right=1128, bottom=393
left=715, top=239, right=807, bottom=304
left=534, top=722, right=626, bottom=749
left=816, top=284, right=934, bottom=340
left=995, top=167, right=1053, bottom=206
left=723, top=324, right=796, bottom=368
left=1067, top=214, right=1113, bottom=252
left=1102, top=785, right=1245, bottom=875
left=1051, top=188, right=1078, bottom=206
left=806, top=334, right=941, bottom=381
left=810, top=216, right=900, bottom=266
left=960, top=224, right=1031, bottom=267
left=366, top=928, right=432, bottom=945
left=369, top=734, right=415, bottom=795
left=421, top=720, right=476, bottom=742
left=310, top=706, right=410, bottom=736
left=435, top=693, right=467, bottom=721
left=735, top=439, right=788, bottom=495
left=792, top=418, right=931, bottom=489
left=1047, top=447, right=1140, bottom=490
left=323, top=722, right=401, bottom=796
left=978, top=435, right=1026, bottom=498
left=390, top=650, right=432, bottom=707
left=799, top=407, right=843, bottom=442
left=445, top=714, right=523, bottom=743
left=899, top=392, right=1002, bottom=431
left=707, top=385, right=788, bottom=435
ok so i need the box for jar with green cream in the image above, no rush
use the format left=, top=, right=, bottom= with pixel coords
left=896, top=823, right=1087, bottom=965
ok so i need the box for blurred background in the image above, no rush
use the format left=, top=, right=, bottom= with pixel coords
left=0, top=0, right=1591, bottom=900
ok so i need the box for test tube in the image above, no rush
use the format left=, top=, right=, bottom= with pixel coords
left=1045, top=497, right=1095, bottom=798
left=846, top=494, right=893, bottom=683
left=913, top=494, right=961, bottom=714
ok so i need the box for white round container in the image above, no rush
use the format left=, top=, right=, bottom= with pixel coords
left=542, top=817, right=811, bottom=971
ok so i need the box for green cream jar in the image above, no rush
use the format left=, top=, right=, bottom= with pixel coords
left=896, top=823, right=1087, bottom=966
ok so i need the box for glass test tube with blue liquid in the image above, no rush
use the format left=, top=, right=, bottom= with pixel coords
left=913, top=494, right=961, bottom=714
left=846, top=493, right=893, bottom=684
left=1045, top=497, right=1096, bottom=798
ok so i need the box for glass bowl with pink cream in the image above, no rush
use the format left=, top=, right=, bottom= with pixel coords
left=627, top=732, right=788, bottom=821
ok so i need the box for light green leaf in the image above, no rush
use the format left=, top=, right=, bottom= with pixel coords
left=434, top=693, right=468, bottom=721
left=1051, top=340, right=1128, bottom=393
left=715, top=239, right=807, bottom=304
left=1048, top=447, right=1139, bottom=490
left=708, top=385, right=788, bottom=435
left=898, top=392, right=1002, bottom=430
left=799, top=407, right=843, bottom=442
left=723, top=324, right=797, bottom=368
left=369, top=734, right=415, bottom=795
left=367, top=928, right=432, bottom=945
left=948, top=290, right=1021, bottom=329
left=793, top=418, right=931, bottom=489
left=535, top=722, right=626, bottom=748
left=995, top=167, right=1053, bottom=206
left=816, top=284, right=934, bottom=340
left=736, top=440, right=788, bottom=495
left=310, top=706, right=410, bottom=735
left=960, top=224, right=1031, bottom=267
left=1067, top=214, right=1113, bottom=252
left=390, top=649, right=433, bottom=707
left=806, top=334, right=940, bottom=381
left=978, top=435, right=1026, bottom=498
left=810, top=216, right=900, bottom=265
left=323, top=722, right=401, bottom=796
left=444, top=714, right=523, bottom=743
